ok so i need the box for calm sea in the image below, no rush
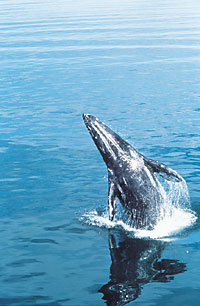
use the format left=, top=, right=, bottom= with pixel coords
left=0, top=0, right=200, bottom=305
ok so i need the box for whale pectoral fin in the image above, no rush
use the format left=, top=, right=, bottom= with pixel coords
left=144, top=157, right=183, bottom=182
left=108, top=182, right=118, bottom=221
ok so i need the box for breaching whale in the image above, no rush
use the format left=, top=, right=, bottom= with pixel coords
left=83, top=114, right=184, bottom=229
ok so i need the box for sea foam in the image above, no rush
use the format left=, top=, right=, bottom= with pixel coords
left=81, top=177, right=197, bottom=240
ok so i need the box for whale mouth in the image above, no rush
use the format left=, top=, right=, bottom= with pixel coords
left=82, top=113, right=97, bottom=134
left=82, top=113, right=128, bottom=162
left=82, top=113, right=96, bottom=126
left=82, top=113, right=89, bottom=122
left=82, top=113, right=97, bottom=139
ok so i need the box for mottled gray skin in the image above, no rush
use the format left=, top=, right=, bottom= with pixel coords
left=83, top=114, right=183, bottom=229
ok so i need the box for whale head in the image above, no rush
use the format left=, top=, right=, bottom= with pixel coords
left=82, top=113, right=138, bottom=170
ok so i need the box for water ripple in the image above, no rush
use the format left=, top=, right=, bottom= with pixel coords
left=0, top=0, right=200, bottom=305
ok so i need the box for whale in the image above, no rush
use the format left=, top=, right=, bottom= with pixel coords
left=82, top=114, right=184, bottom=229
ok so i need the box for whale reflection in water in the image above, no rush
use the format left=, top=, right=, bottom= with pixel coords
left=99, top=231, right=186, bottom=306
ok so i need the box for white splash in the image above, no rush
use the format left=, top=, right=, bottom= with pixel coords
left=81, top=207, right=197, bottom=240
left=81, top=168, right=197, bottom=240
left=135, top=207, right=197, bottom=239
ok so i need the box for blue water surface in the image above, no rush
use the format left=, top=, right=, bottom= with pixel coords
left=0, top=0, right=200, bottom=305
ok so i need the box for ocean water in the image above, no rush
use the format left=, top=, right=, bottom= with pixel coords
left=0, top=0, right=200, bottom=305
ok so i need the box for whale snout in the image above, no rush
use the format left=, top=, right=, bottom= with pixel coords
left=82, top=113, right=98, bottom=128
left=82, top=113, right=89, bottom=121
left=82, top=113, right=96, bottom=121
